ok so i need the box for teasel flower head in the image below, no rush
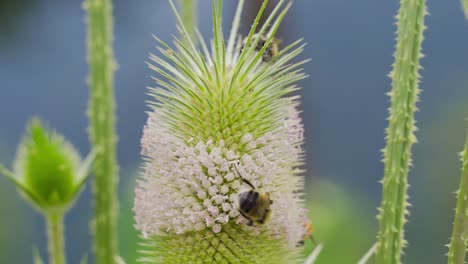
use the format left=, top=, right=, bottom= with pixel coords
left=134, top=0, right=310, bottom=263
left=0, top=118, right=96, bottom=213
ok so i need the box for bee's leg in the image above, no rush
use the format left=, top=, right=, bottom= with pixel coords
left=241, top=178, right=256, bottom=190
left=233, top=162, right=257, bottom=190
left=240, top=211, right=254, bottom=226
left=309, top=235, right=317, bottom=246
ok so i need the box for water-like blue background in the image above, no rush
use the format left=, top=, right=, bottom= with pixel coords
left=1, top=0, right=467, bottom=263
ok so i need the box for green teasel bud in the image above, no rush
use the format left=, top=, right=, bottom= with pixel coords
left=0, top=118, right=96, bottom=213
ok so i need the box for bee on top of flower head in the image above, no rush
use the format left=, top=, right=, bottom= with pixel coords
left=234, top=162, right=273, bottom=226
left=240, top=33, right=282, bottom=63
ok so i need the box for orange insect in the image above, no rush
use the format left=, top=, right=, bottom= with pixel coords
left=297, top=219, right=317, bottom=246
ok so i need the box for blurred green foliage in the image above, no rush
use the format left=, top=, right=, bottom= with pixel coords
left=303, top=180, right=376, bottom=263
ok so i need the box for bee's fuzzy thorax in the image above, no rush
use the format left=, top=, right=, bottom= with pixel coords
left=133, top=0, right=309, bottom=263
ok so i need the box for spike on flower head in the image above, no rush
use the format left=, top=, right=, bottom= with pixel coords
left=134, top=0, right=310, bottom=262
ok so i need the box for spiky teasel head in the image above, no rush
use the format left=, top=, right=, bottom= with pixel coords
left=134, top=0, right=309, bottom=263
left=0, top=118, right=96, bottom=214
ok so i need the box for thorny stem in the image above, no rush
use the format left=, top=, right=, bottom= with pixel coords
left=375, top=0, right=427, bottom=263
left=448, top=127, right=468, bottom=264
left=84, top=0, right=119, bottom=262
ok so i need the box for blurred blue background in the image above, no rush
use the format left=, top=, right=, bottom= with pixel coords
left=1, top=0, right=468, bottom=263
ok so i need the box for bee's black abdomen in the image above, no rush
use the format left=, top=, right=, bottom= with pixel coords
left=239, top=190, right=259, bottom=214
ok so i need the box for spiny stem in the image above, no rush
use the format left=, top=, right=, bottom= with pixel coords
left=448, top=126, right=468, bottom=264
left=46, top=211, right=66, bottom=264
left=375, top=0, right=427, bottom=263
left=179, top=0, right=197, bottom=41
left=84, top=0, right=119, bottom=262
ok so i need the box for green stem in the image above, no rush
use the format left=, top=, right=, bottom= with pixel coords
left=179, top=0, right=197, bottom=41
left=84, top=0, right=119, bottom=263
left=46, top=211, right=66, bottom=264
left=375, top=0, right=426, bottom=263
left=448, top=128, right=468, bottom=264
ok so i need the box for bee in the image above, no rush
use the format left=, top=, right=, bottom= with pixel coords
left=297, top=219, right=317, bottom=246
left=240, top=33, right=281, bottom=62
left=234, top=163, right=273, bottom=226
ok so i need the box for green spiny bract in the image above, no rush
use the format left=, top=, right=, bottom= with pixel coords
left=134, top=0, right=309, bottom=263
